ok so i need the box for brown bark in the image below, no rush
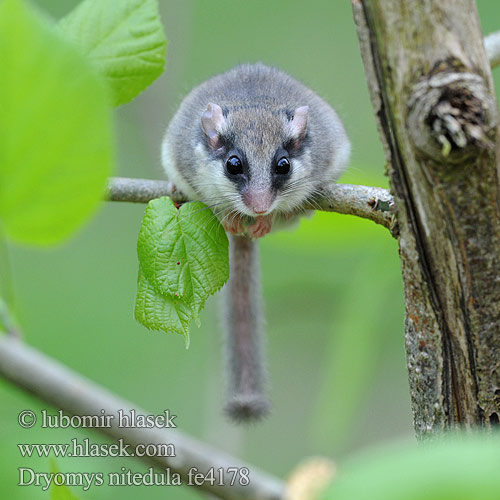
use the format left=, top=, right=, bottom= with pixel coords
left=352, top=0, right=500, bottom=435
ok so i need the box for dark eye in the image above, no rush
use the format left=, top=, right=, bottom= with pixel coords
left=275, top=157, right=290, bottom=175
left=226, top=155, right=243, bottom=175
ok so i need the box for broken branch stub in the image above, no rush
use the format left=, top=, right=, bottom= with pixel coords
left=407, top=62, right=498, bottom=167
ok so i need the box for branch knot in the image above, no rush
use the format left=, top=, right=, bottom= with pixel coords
left=407, top=69, right=497, bottom=166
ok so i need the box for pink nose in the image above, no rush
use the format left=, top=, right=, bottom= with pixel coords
left=243, top=190, right=272, bottom=215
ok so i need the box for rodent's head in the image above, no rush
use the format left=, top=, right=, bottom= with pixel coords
left=195, top=102, right=313, bottom=218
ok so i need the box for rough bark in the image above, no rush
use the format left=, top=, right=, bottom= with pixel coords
left=352, top=0, right=500, bottom=435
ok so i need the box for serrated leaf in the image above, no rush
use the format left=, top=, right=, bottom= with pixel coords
left=137, top=197, right=229, bottom=317
left=59, top=0, right=167, bottom=106
left=134, top=265, right=192, bottom=345
left=0, top=0, right=113, bottom=245
left=321, top=434, right=500, bottom=500
left=135, top=197, right=229, bottom=343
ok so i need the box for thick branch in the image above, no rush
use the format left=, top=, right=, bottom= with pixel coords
left=107, top=177, right=395, bottom=232
left=0, top=335, right=284, bottom=500
left=353, top=0, right=500, bottom=436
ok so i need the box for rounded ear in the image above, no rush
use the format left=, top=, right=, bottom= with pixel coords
left=289, top=106, right=309, bottom=142
left=201, top=103, right=225, bottom=150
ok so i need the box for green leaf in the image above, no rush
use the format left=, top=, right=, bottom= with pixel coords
left=59, top=0, right=167, bottom=106
left=0, top=0, right=113, bottom=245
left=137, top=197, right=229, bottom=317
left=135, top=197, right=229, bottom=343
left=135, top=265, right=193, bottom=345
left=321, top=434, right=500, bottom=500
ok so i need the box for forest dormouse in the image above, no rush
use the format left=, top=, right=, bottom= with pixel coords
left=162, top=63, right=350, bottom=421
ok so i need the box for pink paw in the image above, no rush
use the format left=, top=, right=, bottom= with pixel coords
left=222, top=213, right=246, bottom=235
left=247, top=215, right=273, bottom=238
left=166, top=182, right=183, bottom=208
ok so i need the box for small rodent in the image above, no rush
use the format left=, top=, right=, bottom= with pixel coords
left=162, top=63, right=350, bottom=422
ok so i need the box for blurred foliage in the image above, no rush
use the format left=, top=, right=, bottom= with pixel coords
left=0, top=0, right=112, bottom=245
left=322, top=433, right=500, bottom=500
left=1, top=1, right=500, bottom=499
left=59, top=0, right=167, bottom=107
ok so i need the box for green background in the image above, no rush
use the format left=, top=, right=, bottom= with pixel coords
left=1, top=1, right=499, bottom=498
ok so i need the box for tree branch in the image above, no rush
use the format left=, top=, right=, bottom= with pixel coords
left=107, top=177, right=396, bottom=232
left=107, top=177, right=184, bottom=204
left=104, top=31, right=499, bottom=235
left=353, top=0, right=500, bottom=435
left=0, top=335, right=284, bottom=500
left=307, top=184, right=395, bottom=232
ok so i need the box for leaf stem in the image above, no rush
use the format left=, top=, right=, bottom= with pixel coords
left=0, top=223, right=19, bottom=337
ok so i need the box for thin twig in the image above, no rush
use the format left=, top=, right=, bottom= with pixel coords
left=485, top=30, right=500, bottom=69
left=106, top=177, right=185, bottom=204
left=305, top=184, right=395, bottom=231
left=107, top=177, right=395, bottom=232
left=0, top=335, right=284, bottom=500
left=104, top=29, right=500, bottom=231
left=0, top=227, right=20, bottom=338
left=0, top=300, right=21, bottom=338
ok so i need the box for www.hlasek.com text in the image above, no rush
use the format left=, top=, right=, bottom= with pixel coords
left=18, top=438, right=175, bottom=458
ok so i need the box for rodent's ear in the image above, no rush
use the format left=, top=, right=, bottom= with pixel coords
left=201, top=103, right=225, bottom=150
left=289, top=106, right=309, bottom=142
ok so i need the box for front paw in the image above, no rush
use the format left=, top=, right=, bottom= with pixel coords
left=222, top=213, right=246, bottom=235
left=166, top=182, right=183, bottom=208
left=247, top=215, right=273, bottom=238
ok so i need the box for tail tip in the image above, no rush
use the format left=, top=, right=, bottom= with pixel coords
left=224, top=394, right=271, bottom=423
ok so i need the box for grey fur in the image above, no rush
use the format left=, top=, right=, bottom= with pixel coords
left=161, top=63, right=350, bottom=422
left=162, top=63, right=350, bottom=217
left=222, top=235, right=270, bottom=421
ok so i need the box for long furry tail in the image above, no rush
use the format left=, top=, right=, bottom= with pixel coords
left=222, top=234, right=270, bottom=422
